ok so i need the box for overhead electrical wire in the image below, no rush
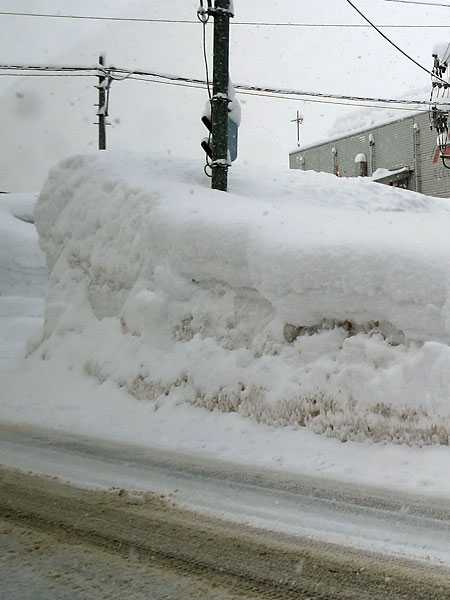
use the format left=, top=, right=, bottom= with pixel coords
left=197, top=5, right=212, bottom=101
left=0, top=65, right=424, bottom=110
left=0, top=9, right=449, bottom=28
left=0, top=11, right=196, bottom=24
left=100, top=65, right=445, bottom=106
left=344, top=0, right=448, bottom=84
left=0, top=65, right=421, bottom=110
left=197, top=1, right=213, bottom=177
left=0, top=72, right=96, bottom=77
left=0, top=64, right=441, bottom=110
left=127, top=75, right=426, bottom=111
left=385, top=0, right=450, bottom=7
left=0, top=64, right=97, bottom=72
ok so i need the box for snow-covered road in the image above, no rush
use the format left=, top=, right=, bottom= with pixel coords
left=1, top=423, right=450, bottom=568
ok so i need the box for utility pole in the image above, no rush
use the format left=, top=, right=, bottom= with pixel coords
left=211, top=0, right=233, bottom=191
left=290, top=110, right=303, bottom=148
left=97, top=54, right=106, bottom=150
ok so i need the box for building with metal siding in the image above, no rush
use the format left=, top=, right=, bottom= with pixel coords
left=289, top=111, right=450, bottom=198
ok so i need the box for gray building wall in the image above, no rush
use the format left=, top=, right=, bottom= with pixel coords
left=289, top=111, right=450, bottom=199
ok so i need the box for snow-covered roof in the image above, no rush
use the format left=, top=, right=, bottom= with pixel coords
left=290, top=87, right=431, bottom=156
left=371, top=166, right=411, bottom=182
left=290, top=108, right=425, bottom=155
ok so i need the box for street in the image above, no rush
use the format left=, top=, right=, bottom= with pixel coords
left=0, top=519, right=252, bottom=600
left=0, top=424, right=450, bottom=599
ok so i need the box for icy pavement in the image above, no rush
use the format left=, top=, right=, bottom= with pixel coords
left=2, top=425, right=450, bottom=567
left=0, top=519, right=245, bottom=600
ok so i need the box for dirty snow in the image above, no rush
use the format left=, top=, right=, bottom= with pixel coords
left=2, top=154, right=450, bottom=497
left=5, top=152, right=450, bottom=447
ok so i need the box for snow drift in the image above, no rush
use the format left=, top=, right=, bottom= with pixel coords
left=34, top=153, right=450, bottom=445
left=0, top=193, right=47, bottom=371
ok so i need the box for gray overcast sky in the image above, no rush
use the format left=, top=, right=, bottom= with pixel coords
left=1, top=0, right=449, bottom=190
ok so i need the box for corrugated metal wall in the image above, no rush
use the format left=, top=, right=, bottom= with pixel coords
left=289, top=111, right=450, bottom=199
left=415, top=112, right=450, bottom=198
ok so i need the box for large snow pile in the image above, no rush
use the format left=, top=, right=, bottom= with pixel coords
left=0, top=193, right=47, bottom=371
left=32, top=153, right=450, bottom=445
left=0, top=193, right=46, bottom=297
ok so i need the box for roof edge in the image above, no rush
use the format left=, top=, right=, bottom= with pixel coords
left=289, top=110, right=426, bottom=156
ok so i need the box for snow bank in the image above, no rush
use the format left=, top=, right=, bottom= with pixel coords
left=33, top=153, right=450, bottom=445
left=0, top=193, right=46, bottom=298
left=0, top=193, right=46, bottom=371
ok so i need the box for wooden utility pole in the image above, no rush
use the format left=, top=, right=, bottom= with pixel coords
left=97, top=54, right=106, bottom=150
left=211, top=0, right=233, bottom=191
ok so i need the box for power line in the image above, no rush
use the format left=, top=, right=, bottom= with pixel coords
left=128, top=74, right=426, bottom=110
left=0, top=11, right=196, bottom=24
left=235, top=21, right=450, bottom=28
left=0, top=72, right=95, bottom=77
left=112, top=72, right=434, bottom=110
left=1, top=63, right=445, bottom=109
left=0, top=9, right=449, bottom=28
left=0, top=66, right=421, bottom=110
left=0, top=64, right=430, bottom=111
left=385, top=0, right=450, bottom=7
left=345, top=0, right=447, bottom=84
left=106, top=65, right=442, bottom=106
left=0, top=65, right=428, bottom=112
left=0, top=64, right=97, bottom=72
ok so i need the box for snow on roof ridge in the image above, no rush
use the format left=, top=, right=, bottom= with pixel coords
left=290, top=108, right=425, bottom=155
left=290, top=86, right=433, bottom=156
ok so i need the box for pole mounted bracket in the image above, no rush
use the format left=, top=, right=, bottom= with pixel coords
left=211, top=92, right=230, bottom=104
left=208, top=7, right=235, bottom=17
left=208, top=1, right=234, bottom=18
left=211, top=159, right=231, bottom=168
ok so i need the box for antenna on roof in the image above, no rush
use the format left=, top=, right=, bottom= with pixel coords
left=290, top=110, right=304, bottom=148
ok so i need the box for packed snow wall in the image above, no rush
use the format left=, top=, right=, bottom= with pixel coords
left=34, top=152, right=450, bottom=444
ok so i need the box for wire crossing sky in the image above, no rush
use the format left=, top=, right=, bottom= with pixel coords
left=0, top=63, right=442, bottom=107
left=0, top=0, right=445, bottom=190
left=385, top=0, right=450, bottom=7
left=0, top=9, right=449, bottom=28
